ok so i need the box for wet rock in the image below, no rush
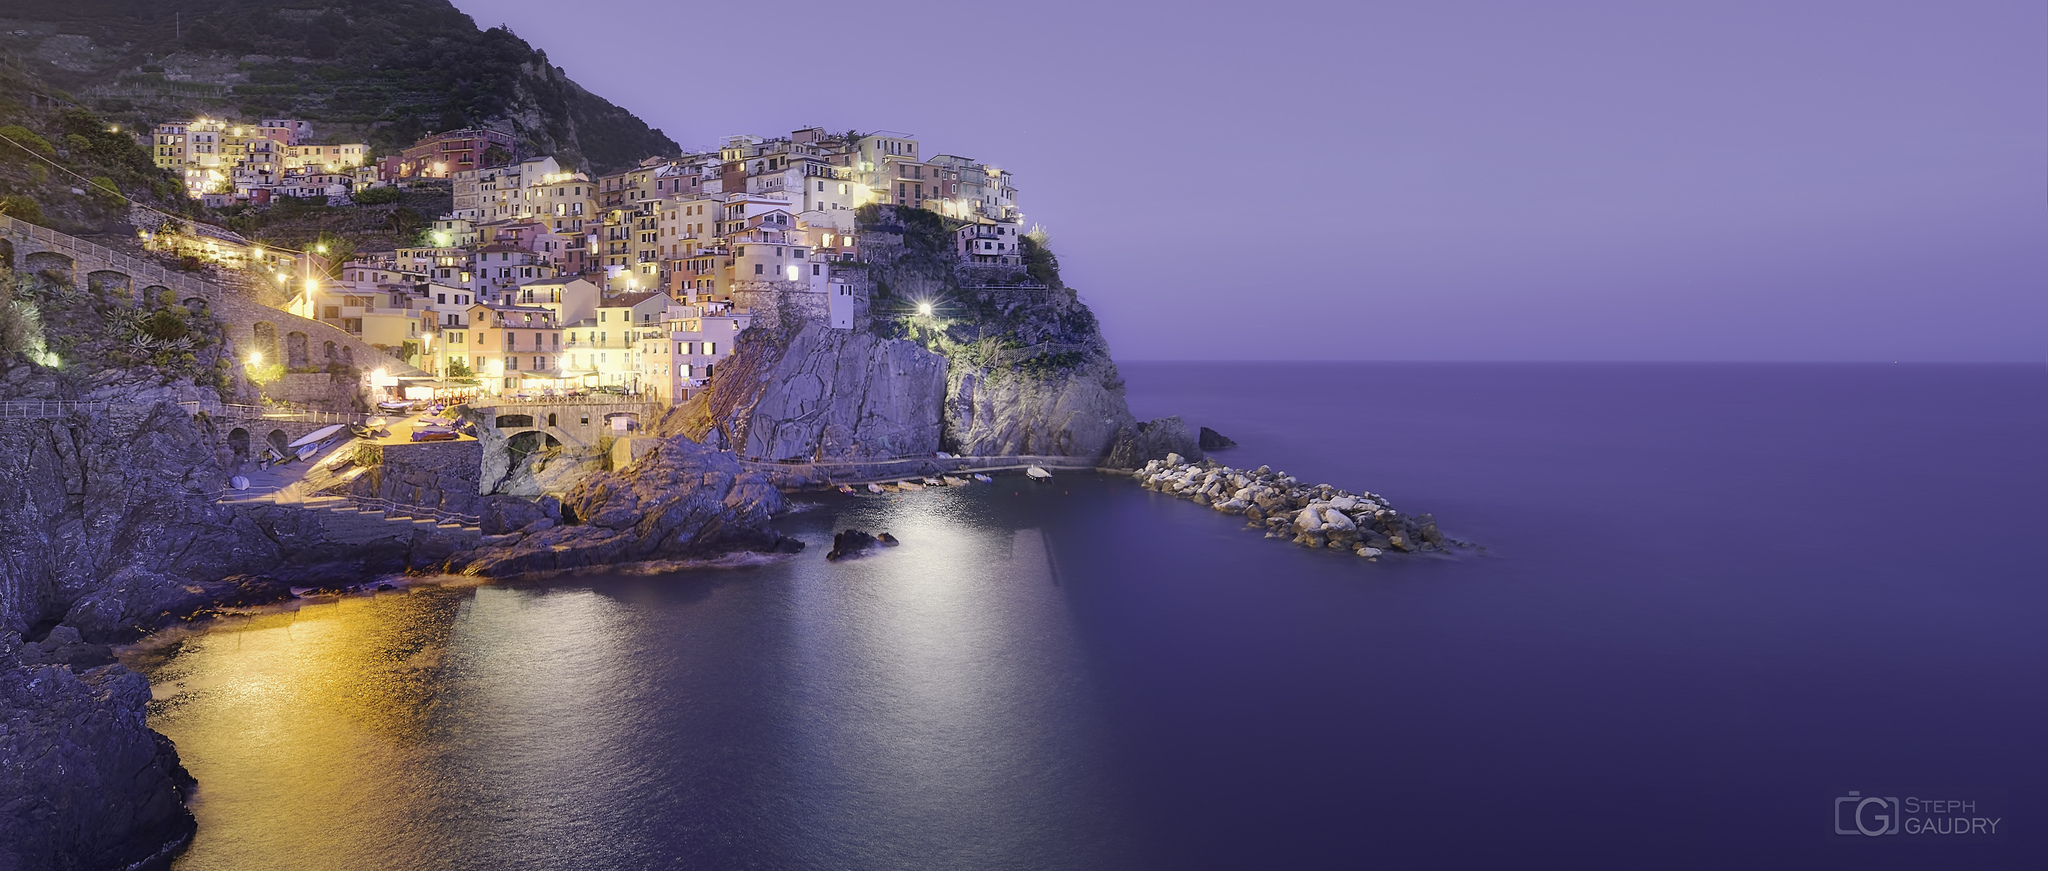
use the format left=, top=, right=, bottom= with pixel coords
left=1125, top=455, right=1459, bottom=561
left=0, top=636, right=196, bottom=871
left=1198, top=426, right=1238, bottom=450
left=828, top=529, right=881, bottom=561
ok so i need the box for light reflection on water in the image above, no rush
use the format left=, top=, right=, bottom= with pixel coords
left=139, top=480, right=1139, bottom=871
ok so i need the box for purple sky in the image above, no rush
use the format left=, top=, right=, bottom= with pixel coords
left=457, top=0, right=2044, bottom=362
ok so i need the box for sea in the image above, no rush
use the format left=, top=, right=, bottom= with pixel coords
left=133, top=362, right=2048, bottom=870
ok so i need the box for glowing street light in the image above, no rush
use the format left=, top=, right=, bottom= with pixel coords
left=247, top=350, right=262, bottom=365
left=917, top=302, right=933, bottom=316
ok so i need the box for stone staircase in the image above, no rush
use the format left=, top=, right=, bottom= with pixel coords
left=292, top=495, right=485, bottom=548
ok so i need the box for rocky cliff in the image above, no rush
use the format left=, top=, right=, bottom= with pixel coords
left=671, top=206, right=1194, bottom=467
left=0, top=632, right=195, bottom=871
left=448, top=435, right=795, bottom=577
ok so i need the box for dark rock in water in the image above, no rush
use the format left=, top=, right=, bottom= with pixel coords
left=0, top=633, right=196, bottom=871
left=877, top=532, right=900, bottom=546
left=375, top=583, right=397, bottom=592
left=774, top=537, right=807, bottom=554
left=828, top=529, right=881, bottom=561
left=1105, top=416, right=1204, bottom=469
left=1414, top=513, right=1445, bottom=546
left=1198, top=426, right=1238, bottom=450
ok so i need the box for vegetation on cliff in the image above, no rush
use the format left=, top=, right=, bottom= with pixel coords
left=0, top=67, right=196, bottom=235
left=0, top=0, right=678, bottom=174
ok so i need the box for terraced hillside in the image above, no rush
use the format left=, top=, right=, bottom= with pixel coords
left=0, top=0, right=677, bottom=174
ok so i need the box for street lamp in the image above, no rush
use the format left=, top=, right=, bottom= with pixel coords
left=917, top=302, right=933, bottom=316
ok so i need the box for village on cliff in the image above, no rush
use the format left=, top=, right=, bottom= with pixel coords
left=136, top=119, right=1028, bottom=406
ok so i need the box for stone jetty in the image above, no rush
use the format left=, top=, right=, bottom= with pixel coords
left=1132, top=454, right=1454, bottom=558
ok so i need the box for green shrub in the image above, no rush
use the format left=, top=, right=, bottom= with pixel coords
left=0, top=125, right=54, bottom=160
left=0, top=195, right=44, bottom=224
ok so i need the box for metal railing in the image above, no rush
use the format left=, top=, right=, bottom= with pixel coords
left=0, top=399, right=120, bottom=419
left=209, top=403, right=370, bottom=425
left=471, top=394, right=657, bottom=408
left=338, top=495, right=482, bottom=528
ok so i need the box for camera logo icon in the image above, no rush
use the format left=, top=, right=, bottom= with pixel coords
left=1836, top=791, right=1901, bottom=836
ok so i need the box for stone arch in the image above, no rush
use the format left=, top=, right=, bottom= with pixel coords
left=252, top=322, right=279, bottom=362
left=267, top=429, right=291, bottom=455
left=506, top=430, right=560, bottom=463
left=340, top=345, right=353, bottom=366
left=546, top=412, right=557, bottom=428
left=140, top=284, right=169, bottom=307
left=22, top=251, right=73, bottom=285
left=323, top=341, right=337, bottom=362
left=181, top=297, right=208, bottom=314
left=495, top=413, right=535, bottom=429
left=228, top=428, right=250, bottom=463
left=285, top=332, right=309, bottom=368
left=87, top=270, right=131, bottom=298
left=0, top=237, right=13, bottom=270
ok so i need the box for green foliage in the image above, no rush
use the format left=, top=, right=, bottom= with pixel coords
left=0, top=195, right=44, bottom=224
left=0, top=282, right=49, bottom=363
left=352, top=185, right=402, bottom=205
left=0, top=125, right=55, bottom=160
left=87, top=175, right=123, bottom=206
left=1020, top=232, right=1064, bottom=290
left=1015, top=350, right=1085, bottom=378
left=312, top=233, right=356, bottom=279
left=446, top=357, right=478, bottom=383
left=140, top=309, right=191, bottom=341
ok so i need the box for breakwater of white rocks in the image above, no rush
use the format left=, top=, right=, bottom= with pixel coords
left=1131, top=454, right=1458, bottom=559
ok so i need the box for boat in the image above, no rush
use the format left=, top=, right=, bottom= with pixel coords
left=941, top=475, right=967, bottom=487
left=376, top=399, right=414, bottom=412
left=1025, top=465, right=1053, bottom=482
left=229, top=475, right=249, bottom=491
left=972, top=473, right=993, bottom=483
left=921, top=476, right=943, bottom=487
left=295, top=443, right=319, bottom=461
left=897, top=480, right=925, bottom=491
left=411, top=426, right=458, bottom=442
left=837, top=484, right=857, bottom=495
left=285, top=423, right=347, bottom=450
left=866, top=482, right=885, bottom=494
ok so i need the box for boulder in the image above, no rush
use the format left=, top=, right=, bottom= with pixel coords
left=0, top=637, right=196, bottom=871
left=1197, top=426, right=1238, bottom=451
left=827, top=529, right=885, bottom=561
left=1104, top=417, right=1204, bottom=469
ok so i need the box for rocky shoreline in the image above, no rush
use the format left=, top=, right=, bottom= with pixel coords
left=1132, top=454, right=1458, bottom=558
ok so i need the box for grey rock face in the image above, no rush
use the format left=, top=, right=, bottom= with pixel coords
left=944, top=352, right=1133, bottom=457
left=697, top=322, right=948, bottom=462
left=0, top=633, right=195, bottom=871
left=0, top=402, right=285, bottom=643
left=1104, top=416, right=1205, bottom=469
left=450, top=435, right=792, bottom=577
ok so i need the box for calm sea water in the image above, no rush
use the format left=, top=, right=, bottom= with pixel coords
left=138, top=363, right=2048, bottom=869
